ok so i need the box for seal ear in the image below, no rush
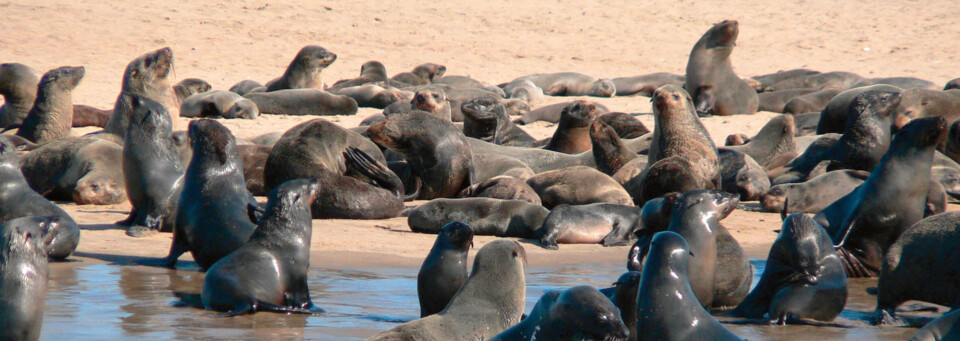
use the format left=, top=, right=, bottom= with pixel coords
left=780, top=198, right=789, bottom=221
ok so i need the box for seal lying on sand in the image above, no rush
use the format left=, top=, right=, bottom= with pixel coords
left=408, top=198, right=547, bottom=238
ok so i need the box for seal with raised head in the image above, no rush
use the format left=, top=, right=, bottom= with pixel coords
left=526, top=166, right=633, bottom=209
left=730, top=213, right=847, bottom=323
left=104, top=47, right=181, bottom=137
left=180, top=90, right=259, bottom=119
left=407, top=198, right=548, bottom=238
left=383, top=88, right=451, bottom=121
left=164, top=119, right=259, bottom=270
left=815, top=116, right=947, bottom=278
left=118, top=95, right=184, bottom=237
left=542, top=100, right=602, bottom=154
left=327, top=60, right=388, bottom=90
left=244, top=88, right=358, bottom=116
left=19, top=136, right=126, bottom=205
left=458, top=175, right=540, bottom=205
left=612, top=72, right=685, bottom=97
left=172, top=78, right=212, bottom=103
left=460, top=96, right=535, bottom=146
left=0, top=218, right=48, bottom=341
left=636, top=231, right=744, bottom=341
left=490, top=286, right=629, bottom=341
left=418, top=221, right=473, bottom=318
left=15, top=66, right=84, bottom=144
left=602, top=271, right=642, bottom=340
left=512, top=72, right=616, bottom=97
left=369, top=239, right=527, bottom=341
left=264, top=45, right=337, bottom=91
left=202, top=178, right=323, bottom=316
left=684, top=20, right=758, bottom=116
left=536, top=203, right=641, bottom=249
left=516, top=100, right=610, bottom=125
left=391, top=63, right=446, bottom=86
left=0, top=63, right=39, bottom=129
left=724, top=114, right=797, bottom=169
left=815, top=84, right=903, bottom=134
left=591, top=118, right=639, bottom=176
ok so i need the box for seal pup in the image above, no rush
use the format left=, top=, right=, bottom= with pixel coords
left=417, top=221, right=473, bottom=317
left=369, top=240, right=527, bottom=341
left=512, top=72, right=616, bottom=97
left=164, top=119, right=259, bottom=270
left=490, top=286, right=629, bottom=341
left=202, top=179, right=323, bottom=316
left=408, top=198, right=547, bottom=238
left=815, top=116, right=947, bottom=277
left=612, top=72, right=685, bottom=97
left=501, top=79, right=544, bottom=106
left=104, top=47, right=180, bottom=137
left=172, top=78, right=212, bottom=103
left=0, top=63, right=39, bottom=129
left=684, top=20, right=758, bottom=116
left=118, top=95, right=184, bottom=237
left=19, top=136, right=126, bottom=205
left=180, top=90, right=259, bottom=119
left=264, top=45, right=337, bottom=91
left=391, top=63, right=446, bottom=85
left=536, top=203, right=641, bottom=249
left=228, top=80, right=264, bottom=96
left=543, top=100, right=602, bottom=154
left=636, top=231, right=744, bottom=341
left=717, top=148, right=770, bottom=201
left=0, top=219, right=48, bottom=341
left=0, top=136, right=80, bottom=259
left=457, top=176, right=540, bottom=205
left=526, top=166, right=633, bottom=209
left=730, top=213, right=847, bottom=323
left=15, top=66, right=84, bottom=144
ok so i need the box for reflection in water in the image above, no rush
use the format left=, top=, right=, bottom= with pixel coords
left=39, top=260, right=928, bottom=340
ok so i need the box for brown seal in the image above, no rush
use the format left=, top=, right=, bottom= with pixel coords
left=172, top=78, right=212, bottom=103
left=749, top=69, right=820, bottom=92
left=264, top=45, right=337, bottom=91
left=724, top=114, right=797, bottom=169
left=851, top=77, right=937, bottom=90
left=328, top=60, right=388, bottom=90
left=228, top=80, right=264, bottom=96
left=590, top=118, right=639, bottom=176
left=243, top=88, right=358, bottom=116
left=761, top=170, right=870, bottom=213
left=104, top=47, right=181, bottom=137
left=71, top=105, right=112, bottom=128
left=417, top=221, right=473, bottom=317
left=891, top=88, right=960, bottom=130
left=517, top=72, right=616, bottom=97
left=717, top=148, right=770, bottom=201
left=536, top=203, right=642, bottom=249
left=501, top=79, right=544, bottom=106
left=20, top=136, right=126, bottom=205
left=599, top=112, right=649, bottom=138
left=757, top=88, right=818, bottom=112
left=15, top=66, right=85, bottom=144
left=765, top=71, right=863, bottom=92
left=391, top=63, right=446, bottom=85
left=460, top=96, right=535, bottom=146
left=946, top=78, right=960, bottom=91
left=458, top=175, right=541, bottom=205
left=0, top=218, right=49, bottom=341
left=383, top=88, right=451, bottom=121
left=815, top=84, right=902, bottom=134
left=612, top=72, right=685, bottom=97
left=0, top=63, right=39, bottom=129
left=180, top=90, right=259, bottom=119
left=490, top=286, right=629, bottom=341
left=525, top=166, right=632, bottom=209
left=516, top=100, right=609, bottom=125
left=684, top=20, right=758, bottom=116
left=407, top=198, right=547, bottom=238
left=329, top=83, right=410, bottom=109
left=782, top=87, right=843, bottom=115
left=542, top=100, right=602, bottom=154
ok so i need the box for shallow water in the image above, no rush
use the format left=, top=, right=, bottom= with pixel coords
left=39, top=259, right=927, bottom=340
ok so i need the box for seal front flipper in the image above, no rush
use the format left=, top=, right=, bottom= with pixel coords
left=343, top=146, right=405, bottom=198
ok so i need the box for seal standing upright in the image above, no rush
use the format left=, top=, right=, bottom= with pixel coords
left=489, top=286, right=629, bottom=341
left=104, top=47, right=181, bottom=136
left=16, top=66, right=85, bottom=144
left=264, top=45, right=337, bottom=91
left=0, top=63, right=39, bottom=128
left=684, top=20, right=758, bottom=116
left=417, top=221, right=474, bottom=317
left=543, top=100, right=602, bottom=154
left=0, top=218, right=48, bottom=341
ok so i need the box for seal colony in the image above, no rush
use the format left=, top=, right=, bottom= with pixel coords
left=2, top=15, right=959, bottom=341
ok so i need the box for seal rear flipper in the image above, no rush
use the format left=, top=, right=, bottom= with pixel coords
left=214, top=301, right=255, bottom=317
left=600, top=222, right=637, bottom=247
left=343, top=147, right=406, bottom=198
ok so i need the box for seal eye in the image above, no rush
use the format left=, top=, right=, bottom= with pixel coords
left=511, top=250, right=518, bottom=258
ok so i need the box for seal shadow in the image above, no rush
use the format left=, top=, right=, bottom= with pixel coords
left=79, top=223, right=127, bottom=231
left=73, top=251, right=201, bottom=271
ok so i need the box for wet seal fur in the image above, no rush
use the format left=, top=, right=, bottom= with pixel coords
left=0, top=219, right=48, bottom=341
left=417, top=221, right=473, bottom=317
left=490, top=286, right=629, bottom=341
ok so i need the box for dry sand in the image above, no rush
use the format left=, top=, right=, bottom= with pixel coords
left=2, top=0, right=959, bottom=268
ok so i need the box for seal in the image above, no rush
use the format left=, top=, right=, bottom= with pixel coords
left=327, top=60, right=388, bottom=90
left=71, top=104, right=112, bottom=128
left=782, top=87, right=843, bottom=115
left=730, top=213, right=847, bottom=323
left=908, top=309, right=960, bottom=341
left=636, top=231, right=744, bottom=341
left=757, top=88, right=818, bottom=112
left=684, top=20, right=758, bottom=116
left=814, top=116, right=947, bottom=277
left=590, top=118, right=639, bottom=175
left=369, top=239, right=526, bottom=341
left=163, top=119, right=259, bottom=270
left=874, top=212, right=960, bottom=323
left=512, top=72, right=616, bottom=97
left=237, top=144, right=271, bottom=196
left=489, top=286, right=629, bottom=341
left=460, top=96, right=535, bottom=146
left=891, top=88, right=960, bottom=130
left=0, top=63, right=39, bottom=129
left=501, top=79, right=544, bottom=106
left=723, top=114, right=796, bottom=169
left=118, top=95, right=184, bottom=237
left=717, top=148, right=770, bottom=201
left=516, top=100, right=609, bottom=125
left=180, top=90, right=259, bottom=119
left=540, top=100, right=602, bottom=154
left=14, top=66, right=84, bottom=144
left=172, top=78, right=212, bottom=103
left=469, top=154, right=535, bottom=181
left=458, top=175, right=541, bottom=205
left=626, top=192, right=682, bottom=271
left=391, top=63, right=446, bottom=85
left=602, top=271, right=642, bottom=340
left=749, top=69, right=820, bottom=92
left=329, top=83, right=409, bottom=109
left=264, top=45, right=337, bottom=91
left=612, top=72, right=685, bottom=97
left=243, top=88, right=358, bottom=116
left=815, top=84, right=902, bottom=134
left=536, top=203, right=641, bottom=249
left=526, top=166, right=633, bottom=209
left=104, top=47, right=181, bottom=137
left=761, top=170, right=870, bottom=213
left=765, top=71, right=863, bottom=92
left=946, top=119, right=960, bottom=164
left=383, top=88, right=451, bottom=121
left=19, top=136, right=126, bottom=205
left=417, top=221, right=473, bottom=317
left=201, top=178, right=324, bottom=316
left=0, top=218, right=48, bottom=341
left=851, top=77, right=937, bottom=90
left=599, top=112, right=649, bottom=138
left=947, top=78, right=960, bottom=91
left=407, top=198, right=548, bottom=238
left=367, top=111, right=475, bottom=199
left=264, top=119, right=406, bottom=219
left=228, top=80, right=264, bottom=96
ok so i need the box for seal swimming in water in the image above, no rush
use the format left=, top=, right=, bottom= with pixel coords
left=368, top=240, right=527, bottom=341
left=636, top=231, right=744, bottom=341
left=201, top=178, right=323, bottom=316
left=264, top=45, right=337, bottom=91
left=417, top=221, right=473, bottom=318
left=15, top=66, right=84, bottom=144
left=684, top=20, right=758, bottom=116
left=489, top=286, right=630, bottom=341
left=0, top=218, right=48, bottom=341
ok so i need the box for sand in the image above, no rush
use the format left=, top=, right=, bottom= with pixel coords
left=3, top=0, right=959, bottom=268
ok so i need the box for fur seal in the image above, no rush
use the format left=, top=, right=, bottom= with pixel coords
left=104, top=47, right=181, bottom=137
left=418, top=221, right=473, bottom=317
left=407, top=198, right=547, bottom=238
left=684, top=20, right=758, bottom=116
left=469, top=154, right=536, bottom=181
left=815, top=116, right=947, bottom=277
left=0, top=63, right=39, bottom=129
left=724, top=114, right=797, bottom=169
left=908, top=309, right=960, bottom=340
left=172, top=78, right=212, bottom=103
left=543, top=100, right=602, bottom=154
left=20, top=137, right=125, bottom=205
left=328, top=60, right=388, bottom=90
left=369, top=240, right=526, bottom=341
left=466, top=137, right=597, bottom=173
left=434, top=75, right=486, bottom=89
left=330, top=83, right=409, bottom=109
left=237, top=144, right=270, bottom=196
left=460, top=96, right=535, bottom=146
left=516, top=100, right=609, bottom=125
left=816, top=84, right=903, bottom=134
left=757, top=88, right=818, bottom=112
left=946, top=79, right=960, bottom=91
left=526, top=166, right=633, bottom=208
left=71, top=104, right=112, bottom=128
left=244, top=88, right=358, bottom=116
left=118, top=95, right=184, bottom=237
left=15, top=66, right=84, bottom=144
left=458, top=175, right=540, bottom=205
left=264, top=119, right=405, bottom=219
left=730, top=213, right=847, bottom=323
left=201, top=178, right=323, bottom=316
left=782, top=87, right=843, bottom=115
left=599, top=112, right=649, bottom=138
left=228, top=80, right=264, bottom=96
left=892, top=88, right=960, bottom=129
left=626, top=192, right=682, bottom=271
left=164, top=119, right=259, bottom=270
left=765, top=71, right=863, bottom=92
left=0, top=218, right=48, bottom=341
left=383, top=88, right=451, bottom=121
left=490, top=286, right=629, bottom=341
left=391, top=63, right=446, bottom=85
left=265, top=45, right=337, bottom=91
left=603, top=271, right=642, bottom=340
left=590, top=119, right=639, bottom=175
left=749, top=69, right=821, bottom=92
left=501, top=79, right=545, bottom=105
left=851, top=77, right=937, bottom=90
left=536, top=203, right=641, bottom=249
left=717, top=148, right=770, bottom=201
left=367, top=111, right=475, bottom=199
left=636, top=231, right=744, bottom=341
left=513, top=72, right=616, bottom=97
left=761, top=170, right=870, bottom=213
left=612, top=72, right=685, bottom=97
left=180, top=90, right=258, bottom=119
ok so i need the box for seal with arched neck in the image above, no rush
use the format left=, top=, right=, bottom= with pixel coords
left=265, top=45, right=337, bottom=91
left=490, top=286, right=629, bottom=341
left=202, top=178, right=323, bottom=316
left=368, top=240, right=527, bottom=341
left=543, top=100, right=602, bottom=154
left=0, top=219, right=48, bottom=341
left=0, top=63, right=39, bottom=129
left=418, top=221, right=473, bottom=317
left=591, top=118, right=639, bottom=176
left=684, top=20, right=758, bottom=116
left=15, top=66, right=84, bottom=144
left=635, top=231, right=744, bottom=341
left=104, top=47, right=180, bottom=137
